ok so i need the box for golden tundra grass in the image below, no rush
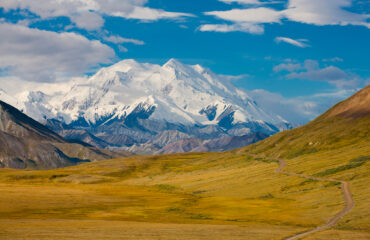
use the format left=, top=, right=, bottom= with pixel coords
left=0, top=115, right=369, bottom=239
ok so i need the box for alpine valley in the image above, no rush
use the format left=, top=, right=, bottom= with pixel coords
left=0, top=59, right=295, bottom=154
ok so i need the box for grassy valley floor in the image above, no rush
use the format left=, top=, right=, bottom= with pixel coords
left=0, top=150, right=368, bottom=239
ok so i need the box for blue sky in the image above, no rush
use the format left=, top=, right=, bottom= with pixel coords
left=0, top=0, right=369, bottom=100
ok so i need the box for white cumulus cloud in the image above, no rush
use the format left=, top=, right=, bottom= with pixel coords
left=284, top=0, right=370, bottom=28
left=204, top=7, right=283, bottom=23
left=219, top=0, right=282, bottom=5
left=199, top=23, right=264, bottom=34
left=115, top=6, right=194, bottom=21
left=201, top=7, right=282, bottom=34
left=103, top=35, right=145, bottom=45
left=0, top=22, right=115, bottom=82
left=274, top=59, right=363, bottom=89
left=0, top=0, right=193, bottom=30
left=201, top=0, right=370, bottom=34
left=273, top=62, right=302, bottom=72
left=219, top=0, right=263, bottom=4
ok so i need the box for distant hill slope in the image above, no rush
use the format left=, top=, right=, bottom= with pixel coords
left=243, top=85, right=370, bottom=158
left=321, top=85, right=370, bottom=120
left=0, top=100, right=131, bottom=169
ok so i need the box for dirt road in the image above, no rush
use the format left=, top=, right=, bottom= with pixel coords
left=275, top=159, right=354, bottom=240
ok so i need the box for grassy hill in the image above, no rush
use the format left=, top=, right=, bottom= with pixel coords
left=242, top=85, right=370, bottom=233
left=0, top=86, right=369, bottom=239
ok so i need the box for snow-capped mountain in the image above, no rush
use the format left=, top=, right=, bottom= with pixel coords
left=0, top=59, right=293, bottom=153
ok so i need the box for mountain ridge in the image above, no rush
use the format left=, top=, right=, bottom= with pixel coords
left=0, top=100, right=131, bottom=169
left=0, top=100, right=63, bottom=142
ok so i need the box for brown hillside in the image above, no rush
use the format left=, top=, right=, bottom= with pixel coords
left=321, top=85, right=370, bottom=120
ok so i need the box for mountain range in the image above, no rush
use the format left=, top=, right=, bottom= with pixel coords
left=0, top=59, right=293, bottom=154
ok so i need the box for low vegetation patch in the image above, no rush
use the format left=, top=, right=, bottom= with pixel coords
left=324, top=182, right=341, bottom=188
left=7, top=174, right=48, bottom=181
left=314, top=155, right=370, bottom=177
left=49, top=174, right=69, bottom=179
left=287, top=148, right=318, bottom=159
left=254, top=157, right=278, bottom=163
left=189, top=213, right=212, bottom=220
left=258, top=193, right=274, bottom=199
left=166, top=207, right=184, bottom=213
left=192, top=190, right=207, bottom=194
left=155, top=184, right=177, bottom=192
left=299, top=179, right=319, bottom=186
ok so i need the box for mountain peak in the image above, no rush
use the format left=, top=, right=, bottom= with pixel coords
left=163, top=58, right=185, bottom=69
left=105, top=59, right=142, bottom=73
left=115, top=59, right=139, bottom=66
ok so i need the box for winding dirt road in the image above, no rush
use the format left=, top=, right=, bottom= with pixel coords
left=275, top=159, right=354, bottom=240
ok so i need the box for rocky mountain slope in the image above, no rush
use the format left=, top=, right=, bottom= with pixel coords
left=155, top=132, right=268, bottom=154
left=0, top=100, right=131, bottom=169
